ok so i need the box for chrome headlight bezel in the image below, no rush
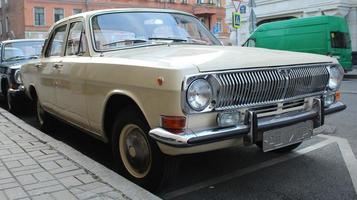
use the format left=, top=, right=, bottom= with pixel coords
left=186, top=78, right=213, bottom=111
left=14, top=69, right=22, bottom=84
left=182, top=74, right=220, bottom=114
left=327, top=64, right=344, bottom=91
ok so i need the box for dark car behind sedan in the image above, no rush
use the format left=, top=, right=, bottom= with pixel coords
left=0, top=39, right=44, bottom=113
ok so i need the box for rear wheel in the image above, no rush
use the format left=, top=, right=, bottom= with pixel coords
left=35, top=98, right=53, bottom=131
left=111, top=106, right=177, bottom=191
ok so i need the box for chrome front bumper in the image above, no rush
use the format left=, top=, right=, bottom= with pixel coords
left=149, top=101, right=346, bottom=155
left=8, top=85, right=25, bottom=94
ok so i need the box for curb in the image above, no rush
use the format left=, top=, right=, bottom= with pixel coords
left=0, top=108, right=161, bottom=200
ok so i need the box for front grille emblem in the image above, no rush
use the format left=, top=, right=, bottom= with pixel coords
left=278, top=69, right=291, bottom=78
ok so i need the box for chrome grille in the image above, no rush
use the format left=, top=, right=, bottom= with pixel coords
left=215, top=65, right=329, bottom=109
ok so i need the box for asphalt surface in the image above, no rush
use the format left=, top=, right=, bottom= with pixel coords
left=2, top=78, right=357, bottom=200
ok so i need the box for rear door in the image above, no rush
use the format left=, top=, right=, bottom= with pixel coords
left=57, top=19, right=90, bottom=128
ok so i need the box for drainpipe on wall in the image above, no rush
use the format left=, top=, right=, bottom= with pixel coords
left=1, top=0, right=6, bottom=41
left=85, top=0, right=89, bottom=12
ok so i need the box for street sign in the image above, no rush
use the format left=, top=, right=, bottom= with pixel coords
left=240, top=5, right=247, bottom=14
left=232, top=12, right=241, bottom=29
left=213, top=24, right=220, bottom=34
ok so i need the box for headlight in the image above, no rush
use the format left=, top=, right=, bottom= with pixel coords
left=327, top=65, right=344, bottom=91
left=186, top=79, right=212, bottom=111
left=14, top=70, right=22, bottom=84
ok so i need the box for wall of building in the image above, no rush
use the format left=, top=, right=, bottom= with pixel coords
left=0, top=0, right=227, bottom=41
left=0, top=0, right=25, bottom=40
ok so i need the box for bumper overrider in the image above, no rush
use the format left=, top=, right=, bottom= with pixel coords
left=8, top=85, right=27, bottom=101
left=149, top=99, right=346, bottom=155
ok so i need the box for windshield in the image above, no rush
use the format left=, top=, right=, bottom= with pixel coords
left=3, top=41, right=44, bottom=62
left=91, top=12, right=220, bottom=51
left=330, top=32, right=350, bottom=49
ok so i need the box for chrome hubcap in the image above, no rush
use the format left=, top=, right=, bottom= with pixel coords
left=119, top=124, right=152, bottom=179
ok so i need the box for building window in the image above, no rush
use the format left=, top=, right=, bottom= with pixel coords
left=216, top=0, right=221, bottom=7
left=73, top=9, right=82, bottom=15
left=196, top=0, right=204, bottom=4
left=181, top=0, right=188, bottom=4
left=54, top=8, right=64, bottom=22
left=34, top=7, right=45, bottom=26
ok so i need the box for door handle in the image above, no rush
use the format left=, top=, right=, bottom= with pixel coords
left=53, top=63, right=63, bottom=69
left=34, top=64, right=43, bottom=69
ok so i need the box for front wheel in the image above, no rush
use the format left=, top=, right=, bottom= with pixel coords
left=7, top=92, right=22, bottom=114
left=111, top=106, right=177, bottom=191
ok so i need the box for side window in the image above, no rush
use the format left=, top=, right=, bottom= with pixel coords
left=66, top=21, right=87, bottom=56
left=46, top=25, right=67, bottom=57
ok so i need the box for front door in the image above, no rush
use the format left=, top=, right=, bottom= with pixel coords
left=39, top=24, right=67, bottom=112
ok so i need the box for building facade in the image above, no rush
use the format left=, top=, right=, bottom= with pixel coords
left=226, top=0, right=357, bottom=62
left=0, top=0, right=227, bottom=41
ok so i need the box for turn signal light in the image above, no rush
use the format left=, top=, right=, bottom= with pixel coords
left=335, top=91, right=341, bottom=101
left=161, top=116, right=186, bottom=134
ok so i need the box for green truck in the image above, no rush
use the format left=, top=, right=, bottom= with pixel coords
left=244, top=16, right=352, bottom=71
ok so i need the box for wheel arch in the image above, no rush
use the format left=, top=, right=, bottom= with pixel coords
left=102, top=91, right=150, bottom=143
left=1, top=77, right=8, bottom=96
left=27, top=84, right=38, bottom=101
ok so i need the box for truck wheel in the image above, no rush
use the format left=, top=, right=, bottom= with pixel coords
left=35, top=98, right=53, bottom=131
left=256, top=141, right=302, bottom=153
left=7, top=92, right=22, bottom=114
left=111, top=106, right=176, bottom=191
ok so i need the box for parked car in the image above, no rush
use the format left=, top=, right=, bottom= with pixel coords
left=21, top=9, right=346, bottom=190
left=243, top=16, right=352, bottom=71
left=0, top=39, right=44, bottom=112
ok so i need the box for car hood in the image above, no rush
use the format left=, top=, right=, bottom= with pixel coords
left=1, top=59, right=32, bottom=69
left=103, top=45, right=336, bottom=72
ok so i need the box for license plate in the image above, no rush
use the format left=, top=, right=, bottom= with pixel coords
left=263, top=120, right=313, bottom=152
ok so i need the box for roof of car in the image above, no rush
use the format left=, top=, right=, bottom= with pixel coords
left=54, top=8, right=194, bottom=25
left=1, top=39, right=45, bottom=44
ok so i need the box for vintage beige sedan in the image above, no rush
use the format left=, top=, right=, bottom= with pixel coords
left=21, top=8, right=346, bottom=189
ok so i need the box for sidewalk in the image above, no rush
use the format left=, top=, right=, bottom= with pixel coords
left=0, top=108, right=159, bottom=200
left=344, top=65, right=357, bottom=79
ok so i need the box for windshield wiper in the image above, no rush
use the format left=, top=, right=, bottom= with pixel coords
left=103, top=39, right=148, bottom=47
left=4, top=56, right=27, bottom=62
left=148, top=37, right=188, bottom=42
left=27, top=55, right=39, bottom=59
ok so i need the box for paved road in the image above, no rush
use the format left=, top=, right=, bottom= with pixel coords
left=3, top=78, right=357, bottom=200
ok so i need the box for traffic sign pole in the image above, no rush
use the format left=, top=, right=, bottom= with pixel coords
left=232, top=0, right=241, bottom=46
